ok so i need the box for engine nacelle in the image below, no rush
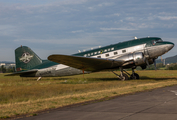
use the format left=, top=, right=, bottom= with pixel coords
left=133, top=52, right=154, bottom=66
left=116, top=52, right=147, bottom=66
left=133, top=52, right=145, bottom=66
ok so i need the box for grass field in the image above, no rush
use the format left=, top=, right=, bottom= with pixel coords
left=1, top=70, right=177, bottom=118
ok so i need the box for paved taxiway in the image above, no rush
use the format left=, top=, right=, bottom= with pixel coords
left=17, top=85, right=177, bottom=120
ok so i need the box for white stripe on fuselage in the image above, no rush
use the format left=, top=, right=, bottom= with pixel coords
left=91, top=43, right=146, bottom=59
left=56, top=64, right=69, bottom=70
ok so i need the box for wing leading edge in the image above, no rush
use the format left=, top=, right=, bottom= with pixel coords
left=48, top=54, right=124, bottom=72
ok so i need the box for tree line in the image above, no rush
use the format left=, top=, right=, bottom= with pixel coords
left=0, top=65, right=15, bottom=73
left=137, top=63, right=177, bottom=70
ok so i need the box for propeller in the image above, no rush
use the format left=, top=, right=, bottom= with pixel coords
left=153, top=59, right=157, bottom=70
left=143, top=48, right=157, bottom=70
left=143, top=56, right=150, bottom=68
left=143, top=49, right=150, bottom=68
left=144, top=56, right=157, bottom=70
left=145, top=58, right=150, bottom=68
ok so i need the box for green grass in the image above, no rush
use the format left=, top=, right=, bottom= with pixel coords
left=1, top=70, right=177, bottom=118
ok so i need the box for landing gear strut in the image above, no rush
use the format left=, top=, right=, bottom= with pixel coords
left=112, top=68, right=140, bottom=81
left=130, top=69, right=139, bottom=79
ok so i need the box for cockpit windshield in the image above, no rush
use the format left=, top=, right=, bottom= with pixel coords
left=152, top=39, right=163, bottom=45
left=156, top=39, right=163, bottom=43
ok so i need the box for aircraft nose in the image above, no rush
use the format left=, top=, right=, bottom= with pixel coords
left=165, top=42, right=174, bottom=52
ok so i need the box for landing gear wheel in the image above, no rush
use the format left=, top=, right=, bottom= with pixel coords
left=120, top=73, right=129, bottom=81
left=130, top=73, right=140, bottom=80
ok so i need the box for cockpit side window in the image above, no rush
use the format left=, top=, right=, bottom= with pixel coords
left=152, top=40, right=156, bottom=45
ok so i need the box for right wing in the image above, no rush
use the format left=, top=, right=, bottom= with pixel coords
left=48, top=54, right=124, bottom=72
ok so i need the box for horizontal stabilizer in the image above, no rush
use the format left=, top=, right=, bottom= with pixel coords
left=48, top=54, right=124, bottom=72
left=5, top=69, right=38, bottom=77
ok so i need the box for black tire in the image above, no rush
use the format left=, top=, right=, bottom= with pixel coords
left=130, top=73, right=140, bottom=80
left=121, top=73, right=129, bottom=81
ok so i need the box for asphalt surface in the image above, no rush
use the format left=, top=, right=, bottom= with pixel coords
left=17, top=85, right=177, bottom=120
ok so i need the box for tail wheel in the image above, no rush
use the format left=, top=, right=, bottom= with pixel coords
left=120, top=73, right=129, bottom=81
left=130, top=73, right=140, bottom=80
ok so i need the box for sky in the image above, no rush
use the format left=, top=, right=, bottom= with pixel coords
left=0, top=0, right=177, bottom=62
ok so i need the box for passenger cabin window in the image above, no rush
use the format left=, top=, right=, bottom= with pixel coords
left=114, top=52, right=118, bottom=55
left=91, top=53, right=93, bottom=55
left=105, top=54, right=109, bottom=57
left=94, top=52, right=97, bottom=54
left=122, top=50, right=126, bottom=53
left=104, top=49, right=107, bottom=52
left=108, top=49, right=110, bottom=51
left=97, top=56, right=101, bottom=58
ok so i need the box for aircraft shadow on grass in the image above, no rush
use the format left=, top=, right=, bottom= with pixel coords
left=20, top=76, right=177, bottom=82
left=139, top=76, right=177, bottom=81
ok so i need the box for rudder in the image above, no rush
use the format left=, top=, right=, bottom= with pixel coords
left=15, top=46, right=42, bottom=71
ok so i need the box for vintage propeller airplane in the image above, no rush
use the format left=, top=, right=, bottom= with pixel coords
left=6, top=37, right=174, bottom=81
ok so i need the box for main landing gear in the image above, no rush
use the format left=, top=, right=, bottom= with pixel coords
left=112, top=67, right=139, bottom=81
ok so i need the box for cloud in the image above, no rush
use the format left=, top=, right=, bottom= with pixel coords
left=125, top=17, right=136, bottom=21
left=0, top=25, right=20, bottom=36
left=0, top=0, right=88, bottom=15
left=0, top=0, right=177, bottom=61
left=71, top=30, right=84, bottom=33
left=13, top=37, right=99, bottom=46
left=100, top=27, right=138, bottom=31
left=88, top=2, right=114, bottom=11
left=97, top=2, right=114, bottom=7
left=113, top=13, right=120, bottom=17
left=158, top=16, right=177, bottom=20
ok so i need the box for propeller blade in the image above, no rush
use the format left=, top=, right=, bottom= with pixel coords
left=143, top=53, right=150, bottom=68
left=161, top=56, right=163, bottom=62
left=145, top=59, right=150, bottom=68
left=153, top=59, right=157, bottom=70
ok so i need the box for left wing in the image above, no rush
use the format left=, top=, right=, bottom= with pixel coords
left=48, top=54, right=124, bottom=72
left=5, top=69, right=38, bottom=77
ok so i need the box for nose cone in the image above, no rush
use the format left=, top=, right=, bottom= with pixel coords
left=166, top=42, right=174, bottom=51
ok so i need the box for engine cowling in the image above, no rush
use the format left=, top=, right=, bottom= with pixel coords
left=116, top=52, right=148, bottom=66
left=133, top=52, right=154, bottom=66
left=133, top=52, right=145, bottom=66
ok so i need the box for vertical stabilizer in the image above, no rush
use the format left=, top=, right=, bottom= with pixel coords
left=15, top=46, right=42, bottom=71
